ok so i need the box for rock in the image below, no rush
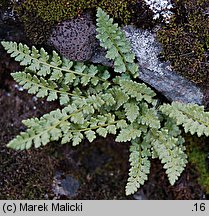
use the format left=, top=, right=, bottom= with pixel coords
left=49, top=13, right=97, bottom=62
left=90, top=46, right=113, bottom=67
left=123, top=26, right=203, bottom=104
left=52, top=172, right=80, bottom=198
left=133, top=189, right=147, bottom=200
left=89, top=25, right=203, bottom=104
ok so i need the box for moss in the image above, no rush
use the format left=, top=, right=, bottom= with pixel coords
left=185, top=135, right=209, bottom=194
left=97, top=0, right=134, bottom=24
left=15, top=0, right=154, bottom=44
left=18, top=10, right=53, bottom=45
left=0, top=147, right=56, bottom=199
left=157, top=0, right=209, bottom=84
left=15, top=0, right=94, bottom=44
left=19, top=0, right=95, bottom=23
left=0, top=0, right=10, bottom=10
left=17, top=0, right=140, bottom=24
left=97, top=0, right=155, bottom=28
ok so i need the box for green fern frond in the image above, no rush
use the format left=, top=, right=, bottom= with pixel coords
left=116, top=125, right=142, bottom=142
left=163, top=117, right=183, bottom=138
left=118, top=79, right=156, bottom=104
left=8, top=105, right=119, bottom=150
left=109, top=87, right=129, bottom=109
left=12, top=71, right=75, bottom=103
left=160, top=102, right=209, bottom=136
left=96, top=8, right=139, bottom=78
left=2, top=8, right=209, bottom=197
left=139, top=103, right=161, bottom=129
left=126, top=138, right=151, bottom=195
left=1, top=41, right=110, bottom=96
left=123, top=101, right=139, bottom=123
left=148, top=129, right=187, bottom=185
left=8, top=107, right=76, bottom=150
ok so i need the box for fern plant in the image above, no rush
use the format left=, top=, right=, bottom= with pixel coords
left=2, top=8, right=209, bottom=196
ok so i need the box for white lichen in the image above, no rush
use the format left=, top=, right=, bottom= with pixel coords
left=144, top=0, right=173, bottom=22
left=123, top=26, right=165, bottom=75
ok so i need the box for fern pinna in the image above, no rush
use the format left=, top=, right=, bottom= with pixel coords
left=1, top=8, right=209, bottom=196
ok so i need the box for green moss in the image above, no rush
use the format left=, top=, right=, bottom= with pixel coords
left=17, top=0, right=140, bottom=24
left=0, top=147, right=56, bottom=199
left=19, top=0, right=95, bottom=23
left=157, top=0, right=209, bottom=84
left=0, top=0, right=10, bottom=10
left=15, top=0, right=94, bottom=44
left=16, top=0, right=151, bottom=44
left=97, top=0, right=135, bottom=24
left=18, top=10, right=52, bottom=45
left=185, top=135, right=209, bottom=194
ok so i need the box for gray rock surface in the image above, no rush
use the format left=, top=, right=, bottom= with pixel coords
left=123, top=26, right=203, bottom=104
left=90, top=46, right=113, bottom=67
left=49, top=13, right=97, bottom=61
left=52, top=172, right=80, bottom=198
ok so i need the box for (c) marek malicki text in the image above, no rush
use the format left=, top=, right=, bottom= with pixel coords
left=19, top=202, right=83, bottom=212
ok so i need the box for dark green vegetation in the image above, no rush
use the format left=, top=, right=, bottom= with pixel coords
left=16, top=0, right=153, bottom=25
left=14, top=0, right=154, bottom=44
left=186, top=135, right=209, bottom=194
left=17, top=0, right=134, bottom=24
left=157, top=0, right=209, bottom=84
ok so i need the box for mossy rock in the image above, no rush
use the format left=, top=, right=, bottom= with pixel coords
left=15, top=0, right=154, bottom=44
left=157, top=0, right=209, bottom=84
left=185, top=134, right=209, bottom=194
left=17, top=0, right=140, bottom=24
left=15, top=0, right=94, bottom=44
left=97, top=0, right=135, bottom=24
left=18, top=0, right=95, bottom=23
left=0, top=147, right=56, bottom=199
left=18, top=10, right=52, bottom=45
